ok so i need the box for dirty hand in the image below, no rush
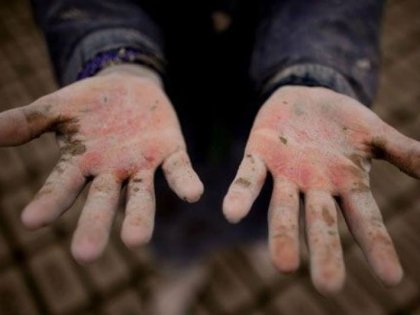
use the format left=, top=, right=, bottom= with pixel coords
left=223, top=85, right=420, bottom=294
left=0, top=64, right=204, bottom=263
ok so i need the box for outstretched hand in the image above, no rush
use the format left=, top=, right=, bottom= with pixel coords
left=0, top=65, right=203, bottom=263
left=223, top=86, right=420, bottom=294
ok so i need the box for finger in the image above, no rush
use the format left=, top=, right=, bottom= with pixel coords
left=21, top=159, right=85, bottom=229
left=121, top=171, right=156, bottom=248
left=372, top=124, right=420, bottom=178
left=341, top=190, right=403, bottom=286
left=71, top=174, right=121, bottom=264
left=162, top=150, right=204, bottom=202
left=268, top=177, right=300, bottom=273
left=0, top=97, right=57, bottom=146
left=305, top=190, right=345, bottom=294
left=223, top=153, right=267, bottom=223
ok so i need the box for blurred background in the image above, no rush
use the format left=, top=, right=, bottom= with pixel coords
left=0, top=0, right=420, bottom=314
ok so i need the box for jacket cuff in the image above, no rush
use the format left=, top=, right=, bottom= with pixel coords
left=62, top=28, right=165, bottom=86
left=262, top=63, right=361, bottom=105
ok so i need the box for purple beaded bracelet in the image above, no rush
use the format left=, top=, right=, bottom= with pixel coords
left=77, top=47, right=164, bottom=80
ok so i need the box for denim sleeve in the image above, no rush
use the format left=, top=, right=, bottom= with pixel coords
left=251, top=0, right=385, bottom=106
left=31, top=0, right=164, bottom=86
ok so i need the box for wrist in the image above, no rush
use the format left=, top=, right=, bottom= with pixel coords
left=63, top=29, right=165, bottom=86
left=97, top=63, right=162, bottom=87
left=262, top=63, right=358, bottom=104
left=76, top=46, right=165, bottom=84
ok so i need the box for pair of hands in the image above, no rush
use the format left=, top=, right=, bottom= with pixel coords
left=0, top=65, right=419, bottom=294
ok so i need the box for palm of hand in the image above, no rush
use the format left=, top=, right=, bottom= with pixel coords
left=249, top=92, right=374, bottom=193
left=224, top=86, right=420, bottom=293
left=54, top=75, right=184, bottom=177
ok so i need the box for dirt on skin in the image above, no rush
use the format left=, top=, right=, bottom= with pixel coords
left=234, top=177, right=252, bottom=188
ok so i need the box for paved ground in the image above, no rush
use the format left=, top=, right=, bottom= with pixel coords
left=0, top=0, right=419, bottom=314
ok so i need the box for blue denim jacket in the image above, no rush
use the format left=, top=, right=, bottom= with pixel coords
left=31, top=0, right=384, bottom=105
left=30, top=0, right=385, bottom=261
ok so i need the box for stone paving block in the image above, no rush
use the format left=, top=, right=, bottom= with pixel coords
left=140, top=261, right=208, bottom=315
left=56, top=188, right=87, bottom=234
left=329, top=275, right=384, bottom=315
left=27, top=69, right=57, bottom=98
left=208, top=254, right=255, bottom=314
left=0, top=79, right=34, bottom=110
left=268, top=282, right=327, bottom=315
left=0, top=148, right=27, bottom=191
left=370, top=160, right=418, bottom=215
left=383, top=32, right=420, bottom=68
left=402, top=199, right=420, bottom=233
left=336, top=205, right=352, bottom=244
left=190, top=304, right=213, bottom=315
left=0, top=227, right=11, bottom=267
left=2, top=39, right=43, bottom=73
left=243, top=242, right=280, bottom=285
left=394, top=240, right=420, bottom=286
left=388, top=212, right=420, bottom=307
left=412, top=305, right=420, bottom=315
left=16, top=135, right=58, bottom=177
left=389, top=209, right=420, bottom=250
left=0, top=186, right=55, bottom=253
left=113, top=210, right=125, bottom=235
left=345, top=245, right=418, bottom=311
left=83, top=242, right=130, bottom=296
left=135, top=267, right=157, bottom=298
left=384, top=52, right=420, bottom=86
left=102, top=290, right=143, bottom=315
left=127, top=245, right=155, bottom=269
left=0, top=55, right=18, bottom=86
left=387, top=216, right=420, bottom=287
left=29, top=245, right=89, bottom=314
left=20, top=71, right=57, bottom=106
left=7, top=0, right=32, bottom=18
left=0, top=267, right=40, bottom=315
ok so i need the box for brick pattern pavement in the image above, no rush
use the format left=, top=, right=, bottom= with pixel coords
left=0, top=0, right=419, bottom=314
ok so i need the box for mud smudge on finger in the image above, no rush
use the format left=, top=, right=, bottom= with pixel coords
left=234, top=177, right=251, bottom=188
left=350, top=181, right=370, bottom=193
left=33, top=187, right=54, bottom=200
left=23, top=109, right=52, bottom=137
left=246, top=154, right=255, bottom=164
left=55, top=163, right=65, bottom=174
left=60, top=139, right=87, bottom=156
left=322, top=207, right=335, bottom=226
left=25, top=111, right=48, bottom=125
left=371, top=136, right=387, bottom=159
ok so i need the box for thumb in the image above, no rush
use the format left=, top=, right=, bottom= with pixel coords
left=372, top=124, right=420, bottom=179
left=0, top=96, right=57, bottom=146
